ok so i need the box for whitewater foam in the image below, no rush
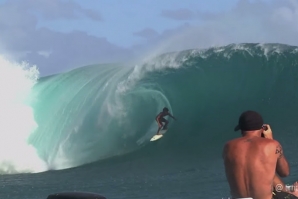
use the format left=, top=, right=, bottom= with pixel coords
left=0, top=55, right=47, bottom=174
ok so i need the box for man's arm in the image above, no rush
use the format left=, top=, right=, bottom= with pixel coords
left=168, top=113, right=176, bottom=120
left=274, top=141, right=290, bottom=177
left=273, top=174, right=287, bottom=192
left=263, top=125, right=289, bottom=177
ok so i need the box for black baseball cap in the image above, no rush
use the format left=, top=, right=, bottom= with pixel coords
left=234, top=110, right=264, bottom=131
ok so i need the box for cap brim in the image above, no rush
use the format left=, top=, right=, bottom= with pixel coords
left=234, top=125, right=240, bottom=131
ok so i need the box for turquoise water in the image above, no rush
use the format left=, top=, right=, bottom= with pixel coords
left=1, top=43, right=298, bottom=199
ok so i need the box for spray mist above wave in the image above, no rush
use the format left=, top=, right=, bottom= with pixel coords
left=0, top=55, right=47, bottom=174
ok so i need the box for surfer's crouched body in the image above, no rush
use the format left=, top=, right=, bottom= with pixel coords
left=222, top=111, right=298, bottom=199
left=155, top=107, right=176, bottom=135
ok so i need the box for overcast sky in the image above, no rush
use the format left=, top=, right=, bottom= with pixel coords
left=0, top=0, right=297, bottom=76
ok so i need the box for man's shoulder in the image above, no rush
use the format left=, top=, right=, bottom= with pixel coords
left=224, top=137, right=278, bottom=146
left=262, top=138, right=281, bottom=149
left=223, top=137, right=242, bottom=147
left=256, top=137, right=279, bottom=145
left=226, top=137, right=243, bottom=143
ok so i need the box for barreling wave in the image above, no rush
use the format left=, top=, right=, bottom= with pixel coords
left=1, top=43, right=298, bottom=174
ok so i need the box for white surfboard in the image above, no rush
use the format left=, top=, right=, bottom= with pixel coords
left=150, top=129, right=168, bottom=141
left=150, top=134, right=163, bottom=141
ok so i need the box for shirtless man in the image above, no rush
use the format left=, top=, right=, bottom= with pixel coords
left=222, top=110, right=298, bottom=199
left=155, top=107, right=176, bottom=135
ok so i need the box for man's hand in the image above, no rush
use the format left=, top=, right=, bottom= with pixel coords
left=262, top=124, right=274, bottom=139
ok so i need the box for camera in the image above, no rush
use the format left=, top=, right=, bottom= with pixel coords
left=262, top=125, right=268, bottom=131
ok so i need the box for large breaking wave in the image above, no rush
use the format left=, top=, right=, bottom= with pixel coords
left=1, top=43, right=298, bottom=174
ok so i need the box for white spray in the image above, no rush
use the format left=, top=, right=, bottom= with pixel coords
left=0, top=55, right=47, bottom=174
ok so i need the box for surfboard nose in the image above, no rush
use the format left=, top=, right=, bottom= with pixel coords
left=47, top=192, right=106, bottom=199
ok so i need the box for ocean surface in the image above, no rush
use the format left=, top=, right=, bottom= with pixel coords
left=1, top=43, right=298, bottom=199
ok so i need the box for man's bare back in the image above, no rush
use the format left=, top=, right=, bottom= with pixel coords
left=223, top=134, right=285, bottom=199
left=223, top=111, right=291, bottom=199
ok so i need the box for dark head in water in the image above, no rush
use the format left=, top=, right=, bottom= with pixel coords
left=163, top=107, right=169, bottom=112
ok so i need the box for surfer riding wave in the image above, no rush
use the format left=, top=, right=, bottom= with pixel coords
left=155, top=107, right=176, bottom=135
